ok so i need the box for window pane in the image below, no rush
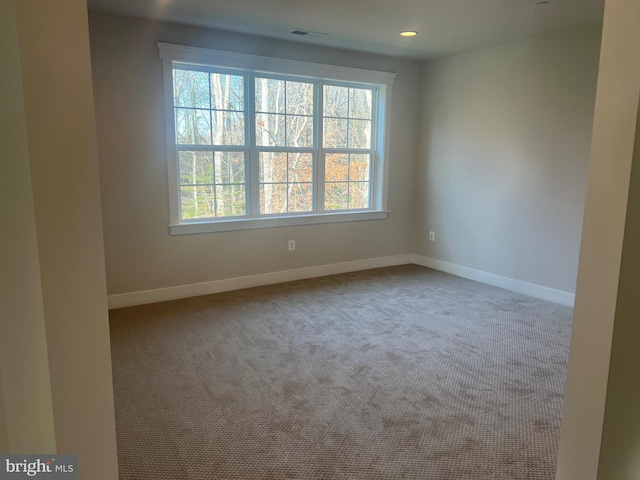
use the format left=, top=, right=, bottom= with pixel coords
left=288, top=183, right=313, bottom=212
left=215, top=152, right=245, bottom=185
left=210, top=73, right=244, bottom=111
left=170, top=60, right=383, bottom=223
left=259, top=153, right=313, bottom=213
left=181, top=185, right=215, bottom=219
left=175, top=108, right=211, bottom=145
left=288, top=153, right=312, bottom=183
left=256, top=113, right=286, bottom=146
left=212, top=111, right=245, bottom=146
left=325, top=182, right=349, bottom=211
left=286, top=115, right=313, bottom=147
left=215, top=185, right=246, bottom=217
left=179, top=151, right=213, bottom=185
left=255, top=78, right=285, bottom=113
left=323, top=85, right=348, bottom=118
left=349, top=88, right=373, bottom=119
left=323, top=118, right=347, bottom=149
left=349, top=154, right=371, bottom=182
left=325, top=154, right=348, bottom=182
left=173, top=70, right=210, bottom=109
left=286, top=81, right=314, bottom=115
left=349, top=182, right=370, bottom=209
left=260, top=183, right=287, bottom=214
left=259, top=152, right=287, bottom=183
left=348, top=119, right=371, bottom=149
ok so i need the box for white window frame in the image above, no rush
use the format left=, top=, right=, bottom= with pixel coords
left=159, top=43, right=396, bottom=235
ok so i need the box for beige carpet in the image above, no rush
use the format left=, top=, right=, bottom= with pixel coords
left=109, top=265, right=573, bottom=479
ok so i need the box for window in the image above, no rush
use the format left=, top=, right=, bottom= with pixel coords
left=173, top=70, right=247, bottom=219
left=159, top=43, right=395, bottom=234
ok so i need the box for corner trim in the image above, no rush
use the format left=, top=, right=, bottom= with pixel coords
left=107, top=254, right=413, bottom=309
left=411, top=255, right=575, bottom=307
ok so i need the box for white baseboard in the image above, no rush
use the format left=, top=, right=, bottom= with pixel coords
left=107, top=254, right=413, bottom=309
left=108, top=253, right=575, bottom=309
left=412, top=255, right=575, bottom=307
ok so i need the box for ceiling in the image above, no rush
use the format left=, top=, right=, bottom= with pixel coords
left=87, top=0, right=605, bottom=60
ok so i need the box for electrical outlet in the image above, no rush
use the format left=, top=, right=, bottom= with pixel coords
left=429, top=231, right=436, bottom=242
left=288, top=240, right=296, bottom=251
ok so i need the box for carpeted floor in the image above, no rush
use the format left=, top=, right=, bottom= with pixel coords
left=109, top=265, right=573, bottom=479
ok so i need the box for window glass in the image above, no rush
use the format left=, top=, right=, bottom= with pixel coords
left=255, top=78, right=314, bottom=148
left=323, top=85, right=373, bottom=149
left=178, top=150, right=246, bottom=220
left=325, top=153, right=371, bottom=211
left=259, top=152, right=313, bottom=214
left=163, top=52, right=388, bottom=229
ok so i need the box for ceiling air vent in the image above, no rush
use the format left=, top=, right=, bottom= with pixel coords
left=290, top=29, right=329, bottom=39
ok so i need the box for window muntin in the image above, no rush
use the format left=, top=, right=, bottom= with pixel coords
left=160, top=44, right=394, bottom=232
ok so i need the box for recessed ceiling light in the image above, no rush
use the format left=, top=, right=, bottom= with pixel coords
left=400, top=31, right=418, bottom=37
left=537, top=1, right=550, bottom=5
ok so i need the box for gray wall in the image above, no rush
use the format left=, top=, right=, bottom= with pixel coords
left=88, top=12, right=421, bottom=296
left=416, top=26, right=601, bottom=294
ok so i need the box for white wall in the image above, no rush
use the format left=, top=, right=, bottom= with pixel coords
left=416, top=26, right=601, bottom=294
left=596, top=98, right=640, bottom=479
left=10, top=0, right=119, bottom=477
left=0, top=0, right=56, bottom=454
left=556, top=0, right=640, bottom=478
left=88, top=12, right=421, bottom=296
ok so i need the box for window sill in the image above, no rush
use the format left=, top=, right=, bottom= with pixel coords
left=169, top=210, right=389, bottom=235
